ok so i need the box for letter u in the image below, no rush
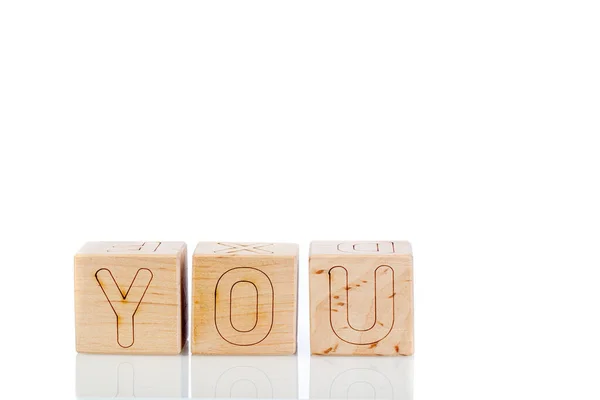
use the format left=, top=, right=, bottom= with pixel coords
left=329, top=265, right=395, bottom=345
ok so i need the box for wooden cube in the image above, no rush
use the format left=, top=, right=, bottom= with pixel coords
left=309, top=241, right=413, bottom=356
left=192, top=242, right=298, bottom=355
left=74, top=241, right=187, bottom=354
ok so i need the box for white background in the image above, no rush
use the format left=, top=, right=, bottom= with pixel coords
left=1, top=1, right=600, bottom=399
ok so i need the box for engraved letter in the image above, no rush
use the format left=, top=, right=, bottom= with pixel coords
left=337, top=242, right=396, bottom=254
left=95, top=268, right=153, bottom=348
left=329, top=265, right=394, bottom=345
left=214, top=267, right=274, bottom=346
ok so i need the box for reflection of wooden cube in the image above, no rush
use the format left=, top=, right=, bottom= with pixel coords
left=309, top=241, right=413, bottom=356
left=310, top=356, right=413, bottom=400
left=75, top=242, right=187, bottom=354
left=192, top=242, right=298, bottom=355
left=191, top=356, right=298, bottom=398
left=76, top=352, right=188, bottom=398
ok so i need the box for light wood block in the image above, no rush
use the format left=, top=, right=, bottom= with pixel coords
left=75, top=241, right=187, bottom=354
left=192, top=242, right=298, bottom=355
left=309, top=241, right=413, bottom=356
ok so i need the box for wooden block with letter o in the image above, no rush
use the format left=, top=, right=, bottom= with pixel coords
left=192, top=242, right=298, bottom=355
left=309, top=241, right=413, bottom=356
left=74, top=241, right=187, bottom=354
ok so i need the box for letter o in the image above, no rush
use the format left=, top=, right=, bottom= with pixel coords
left=214, top=267, right=274, bottom=346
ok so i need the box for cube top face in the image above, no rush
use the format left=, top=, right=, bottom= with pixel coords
left=310, top=241, right=412, bottom=256
left=75, top=241, right=186, bottom=355
left=194, top=241, right=298, bottom=256
left=77, top=241, right=186, bottom=256
left=192, top=242, right=298, bottom=355
left=309, top=241, right=413, bottom=356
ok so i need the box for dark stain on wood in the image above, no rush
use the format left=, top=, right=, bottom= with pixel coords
left=395, top=345, right=400, bottom=353
left=316, top=269, right=325, bottom=274
left=337, top=302, right=345, bottom=306
left=389, top=292, right=396, bottom=298
left=333, top=295, right=339, bottom=299
left=323, top=347, right=333, bottom=354
left=369, top=343, right=378, bottom=349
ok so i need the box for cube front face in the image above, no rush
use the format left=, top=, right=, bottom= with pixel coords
left=309, top=241, right=413, bottom=356
left=75, top=242, right=186, bottom=354
left=192, top=242, right=298, bottom=355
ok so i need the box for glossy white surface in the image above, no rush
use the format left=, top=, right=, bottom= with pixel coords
left=75, top=351, right=413, bottom=399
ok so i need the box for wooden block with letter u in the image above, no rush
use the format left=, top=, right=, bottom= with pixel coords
left=192, top=242, right=298, bottom=355
left=309, top=241, right=413, bottom=356
left=74, top=241, right=187, bottom=354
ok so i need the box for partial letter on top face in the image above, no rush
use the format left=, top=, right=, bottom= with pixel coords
left=192, top=242, right=299, bottom=355
left=74, top=241, right=187, bottom=354
left=309, top=241, right=413, bottom=356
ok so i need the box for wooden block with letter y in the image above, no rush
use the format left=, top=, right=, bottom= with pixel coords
left=309, top=241, right=413, bottom=356
left=74, top=241, right=187, bottom=354
left=192, top=242, right=298, bottom=355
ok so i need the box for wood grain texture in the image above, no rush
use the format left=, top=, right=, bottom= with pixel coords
left=74, top=241, right=186, bottom=354
left=192, top=242, right=298, bottom=355
left=309, top=241, right=413, bottom=356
